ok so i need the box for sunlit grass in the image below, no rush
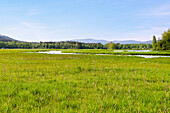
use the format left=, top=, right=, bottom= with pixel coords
left=0, top=49, right=169, bottom=112
left=60, top=49, right=170, bottom=55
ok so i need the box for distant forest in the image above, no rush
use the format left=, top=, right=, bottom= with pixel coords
left=0, top=41, right=152, bottom=49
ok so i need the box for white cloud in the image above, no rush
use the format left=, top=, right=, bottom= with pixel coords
left=0, top=22, right=47, bottom=42
left=0, top=21, right=169, bottom=42
left=142, top=5, right=170, bottom=17
left=93, top=27, right=169, bottom=41
left=0, top=22, right=76, bottom=42
left=119, top=27, right=169, bottom=41
left=27, top=9, right=45, bottom=16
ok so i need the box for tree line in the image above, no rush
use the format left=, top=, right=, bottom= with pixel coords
left=153, top=29, right=170, bottom=50
left=0, top=41, right=152, bottom=49
left=105, top=42, right=152, bottom=49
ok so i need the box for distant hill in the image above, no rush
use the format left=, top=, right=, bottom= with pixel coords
left=72, top=39, right=152, bottom=44
left=112, top=40, right=152, bottom=44
left=71, top=39, right=110, bottom=44
left=0, top=35, right=153, bottom=44
left=0, top=35, right=16, bottom=42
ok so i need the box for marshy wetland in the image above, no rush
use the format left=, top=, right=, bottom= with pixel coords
left=0, top=49, right=169, bottom=112
left=33, top=50, right=170, bottom=58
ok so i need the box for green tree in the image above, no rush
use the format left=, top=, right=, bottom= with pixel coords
left=157, top=39, right=161, bottom=50
left=108, top=42, right=114, bottom=49
left=153, top=29, right=170, bottom=50
left=153, top=35, right=156, bottom=50
left=162, top=29, right=170, bottom=50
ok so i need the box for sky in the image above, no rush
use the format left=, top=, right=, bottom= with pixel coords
left=0, top=0, right=170, bottom=42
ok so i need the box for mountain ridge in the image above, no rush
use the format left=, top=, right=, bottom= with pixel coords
left=71, top=38, right=152, bottom=44
left=0, top=35, right=153, bottom=44
left=0, top=35, right=16, bottom=42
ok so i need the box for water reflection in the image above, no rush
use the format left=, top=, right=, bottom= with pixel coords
left=131, top=55, right=170, bottom=58
left=114, top=50, right=153, bottom=52
left=36, top=51, right=76, bottom=54
left=34, top=51, right=170, bottom=58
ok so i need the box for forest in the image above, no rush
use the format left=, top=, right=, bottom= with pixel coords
left=0, top=41, right=152, bottom=49
left=2, top=29, right=170, bottom=50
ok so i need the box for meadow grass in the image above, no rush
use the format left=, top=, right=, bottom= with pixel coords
left=60, top=49, right=170, bottom=55
left=0, top=49, right=169, bottom=112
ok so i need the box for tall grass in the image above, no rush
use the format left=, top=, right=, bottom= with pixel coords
left=0, top=49, right=169, bottom=112
left=60, top=49, right=170, bottom=55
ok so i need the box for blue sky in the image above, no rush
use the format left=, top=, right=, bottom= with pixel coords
left=0, top=0, right=170, bottom=42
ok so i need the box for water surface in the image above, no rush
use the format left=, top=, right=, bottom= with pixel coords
left=128, top=55, right=170, bottom=58
left=114, top=50, right=154, bottom=52
left=36, top=51, right=77, bottom=54
left=34, top=51, right=170, bottom=58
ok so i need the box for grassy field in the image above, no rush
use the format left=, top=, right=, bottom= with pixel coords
left=60, top=49, right=170, bottom=55
left=0, top=49, right=169, bottom=112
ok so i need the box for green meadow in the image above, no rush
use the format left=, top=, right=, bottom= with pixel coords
left=0, top=49, right=169, bottom=112
left=61, top=49, right=170, bottom=55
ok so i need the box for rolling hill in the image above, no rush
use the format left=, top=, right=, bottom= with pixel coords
left=0, top=35, right=16, bottom=42
left=0, top=35, right=153, bottom=44
left=72, top=39, right=152, bottom=45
